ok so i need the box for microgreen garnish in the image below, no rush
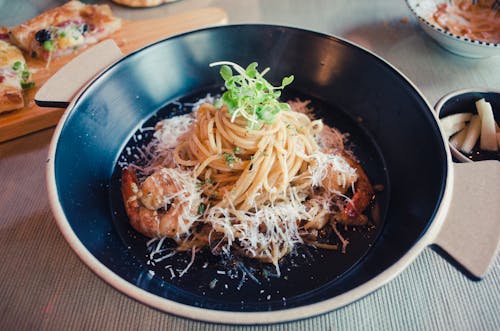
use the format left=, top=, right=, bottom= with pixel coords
left=209, top=61, right=294, bottom=129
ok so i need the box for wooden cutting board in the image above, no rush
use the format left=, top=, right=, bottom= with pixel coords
left=0, top=7, right=227, bottom=143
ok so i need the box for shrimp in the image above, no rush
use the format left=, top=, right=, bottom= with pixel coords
left=334, top=153, right=374, bottom=226
left=121, top=167, right=199, bottom=238
left=321, top=156, right=358, bottom=195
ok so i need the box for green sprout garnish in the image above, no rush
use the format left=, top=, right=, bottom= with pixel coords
left=209, top=61, right=294, bottom=129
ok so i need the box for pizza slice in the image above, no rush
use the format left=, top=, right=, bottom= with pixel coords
left=0, top=37, right=34, bottom=114
left=0, top=26, right=10, bottom=42
left=9, top=0, right=121, bottom=61
left=111, top=0, right=176, bottom=8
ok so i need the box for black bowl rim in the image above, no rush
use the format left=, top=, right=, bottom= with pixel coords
left=46, top=23, right=454, bottom=324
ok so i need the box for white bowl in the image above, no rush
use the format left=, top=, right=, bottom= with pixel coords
left=435, top=88, right=500, bottom=162
left=405, top=0, right=500, bottom=58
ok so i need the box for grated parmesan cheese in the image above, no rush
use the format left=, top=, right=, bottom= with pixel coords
left=205, top=188, right=311, bottom=271
left=316, top=125, right=346, bottom=151
left=308, top=152, right=358, bottom=194
left=154, top=114, right=196, bottom=150
left=155, top=167, right=202, bottom=238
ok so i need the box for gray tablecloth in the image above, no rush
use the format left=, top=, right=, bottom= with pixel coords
left=1, top=0, right=499, bottom=330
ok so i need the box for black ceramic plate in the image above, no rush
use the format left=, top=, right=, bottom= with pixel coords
left=108, top=86, right=389, bottom=311
left=48, top=25, right=448, bottom=323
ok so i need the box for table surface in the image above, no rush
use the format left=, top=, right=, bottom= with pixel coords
left=1, top=1, right=499, bottom=330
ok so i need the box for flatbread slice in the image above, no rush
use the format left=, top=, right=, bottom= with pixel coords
left=0, top=26, right=10, bottom=42
left=111, top=0, right=177, bottom=8
left=0, top=39, right=31, bottom=114
left=10, top=0, right=121, bottom=61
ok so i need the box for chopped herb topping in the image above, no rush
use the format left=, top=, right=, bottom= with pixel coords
left=198, top=203, right=207, bottom=215
left=198, top=177, right=215, bottom=189
left=223, top=152, right=240, bottom=167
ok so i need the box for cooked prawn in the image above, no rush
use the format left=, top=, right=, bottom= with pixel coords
left=121, top=167, right=201, bottom=238
left=334, top=153, right=374, bottom=226
left=304, top=150, right=373, bottom=230
left=321, top=155, right=358, bottom=195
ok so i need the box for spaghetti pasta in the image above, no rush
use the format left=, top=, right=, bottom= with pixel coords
left=173, top=103, right=323, bottom=211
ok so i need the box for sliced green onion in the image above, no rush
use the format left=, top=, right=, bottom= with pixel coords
left=43, top=40, right=54, bottom=52
left=12, top=61, right=22, bottom=71
left=21, top=81, right=35, bottom=89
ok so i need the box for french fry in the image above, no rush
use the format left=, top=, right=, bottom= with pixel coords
left=459, top=115, right=481, bottom=154
left=440, top=112, right=472, bottom=137
left=475, top=98, right=497, bottom=151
